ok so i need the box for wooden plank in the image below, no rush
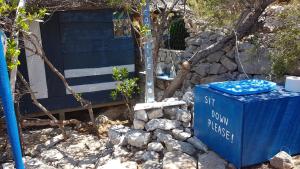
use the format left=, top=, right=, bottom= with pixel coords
left=59, top=112, right=65, bottom=120
left=22, top=101, right=124, bottom=118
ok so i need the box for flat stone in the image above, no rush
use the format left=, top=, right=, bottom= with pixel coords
left=270, top=151, right=294, bottom=169
left=176, top=109, right=192, bottom=123
left=41, top=149, right=64, bottom=162
left=187, top=137, right=208, bottom=152
left=108, top=125, right=130, bottom=145
left=133, top=119, right=145, bottom=130
left=172, top=129, right=192, bottom=141
left=135, top=110, right=148, bottom=122
left=127, top=130, right=151, bottom=148
left=143, top=160, right=162, bottom=169
left=145, top=119, right=181, bottom=131
left=220, top=57, right=237, bottom=71
left=198, top=151, right=227, bottom=169
left=165, top=139, right=196, bottom=155
left=147, top=108, right=164, bottom=119
left=148, top=142, right=164, bottom=152
left=163, top=151, right=197, bottom=169
left=44, top=134, right=64, bottom=149
left=134, top=101, right=186, bottom=111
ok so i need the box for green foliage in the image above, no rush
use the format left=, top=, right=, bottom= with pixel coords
left=5, top=38, right=21, bottom=70
left=0, top=0, right=47, bottom=70
left=270, top=2, right=300, bottom=78
left=111, top=67, right=140, bottom=101
left=169, top=18, right=189, bottom=50
left=187, top=0, right=243, bottom=27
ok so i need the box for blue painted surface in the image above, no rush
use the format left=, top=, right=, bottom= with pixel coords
left=194, top=85, right=300, bottom=168
left=0, top=31, right=24, bottom=169
left=19, top=10, right=136, bottom=114
left=209, top=79, right=277, bottom=95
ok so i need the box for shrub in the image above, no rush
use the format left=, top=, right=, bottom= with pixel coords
left=111, top=67, right=140, bottom=120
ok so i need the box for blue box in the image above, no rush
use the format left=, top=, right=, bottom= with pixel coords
left=194, top=85, right=300, bottom=168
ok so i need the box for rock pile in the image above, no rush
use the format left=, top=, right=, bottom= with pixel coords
left=108, top=97, right=210, bottom=169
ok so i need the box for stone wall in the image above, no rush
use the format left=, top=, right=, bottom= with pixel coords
left=156, top=49, right=184, bottom=76
left=155, top=33, right=272, bottom=99
left=181, top=31, right=272, bottom=90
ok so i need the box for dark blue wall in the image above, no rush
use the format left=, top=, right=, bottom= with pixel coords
left=19, top=9, right=136, bottom=114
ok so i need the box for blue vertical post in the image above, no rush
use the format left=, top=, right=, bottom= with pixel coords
left=0, top=31, right=25, bottom=169
left=143, top=0, right=155, bottom=103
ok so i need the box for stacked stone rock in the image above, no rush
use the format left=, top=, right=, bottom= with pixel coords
left=108, top=97, right=208, bottom=168
left=181, top=30, right=272, bottom=90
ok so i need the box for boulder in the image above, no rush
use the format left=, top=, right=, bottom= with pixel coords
left=127, top=130, right=151, bottom=148
left=165, top=139, right=196, bottom=156
left=163, top=151, right=197, bottom=169
left=163, top=107, right=178, bottom=120
left=207, top=51, right=224, bottom=63
left=220, top=57, right=237, bottom=71
left=133, top=119, right=145, bottom=130
left=134, top=110, right=148, bottom=122
left=172, top=129, right=192, bottom=141
left=209, top=63, right=222, bottom=75
left=176, top=109, right=192, bottom=123
left=147, top=142, right=164, bottom=152
left=193, top=63, right=210, bottom=76
left=187, top=137, right=208, bottom=152
left=147, top=108, right=164, bottom=120
left=198, top=151, right=227, bottom=169
left=270, top=151, right=294, bottom=169
left=182, top=90, right=194, bottom=106
left=235, top=47, right=271, bottom=75
left=108, top=125, right=130, bottom=145
left=156, top=132, right=173, bottom=143
left=145, top=119, right=181, bottom=131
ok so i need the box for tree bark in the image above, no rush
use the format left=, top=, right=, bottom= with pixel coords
left=24, top=34, right=96, bottom=126
left=17, top=71, right=68, bottom=139
left=9, top=0, right=26, bottom=101
left=163, top=0, right=276, bottom=98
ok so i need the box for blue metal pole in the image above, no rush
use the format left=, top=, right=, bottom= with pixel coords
left=0, top=31, right=25, bottom=169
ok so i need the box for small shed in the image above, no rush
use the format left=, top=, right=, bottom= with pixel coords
left=19, top=1, right=137, bottom=116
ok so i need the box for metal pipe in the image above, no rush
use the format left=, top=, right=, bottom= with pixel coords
left=0, top=31, right=25, bottom=169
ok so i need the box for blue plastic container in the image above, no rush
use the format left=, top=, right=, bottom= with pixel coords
left=194, top=85, right=300, bottom=168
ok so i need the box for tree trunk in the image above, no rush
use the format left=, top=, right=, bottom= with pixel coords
left=9, top=0, right=26, bottom=101
left=17, top=71, right=68, bottom=139
left=163, top=0, right=276, bottom=98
